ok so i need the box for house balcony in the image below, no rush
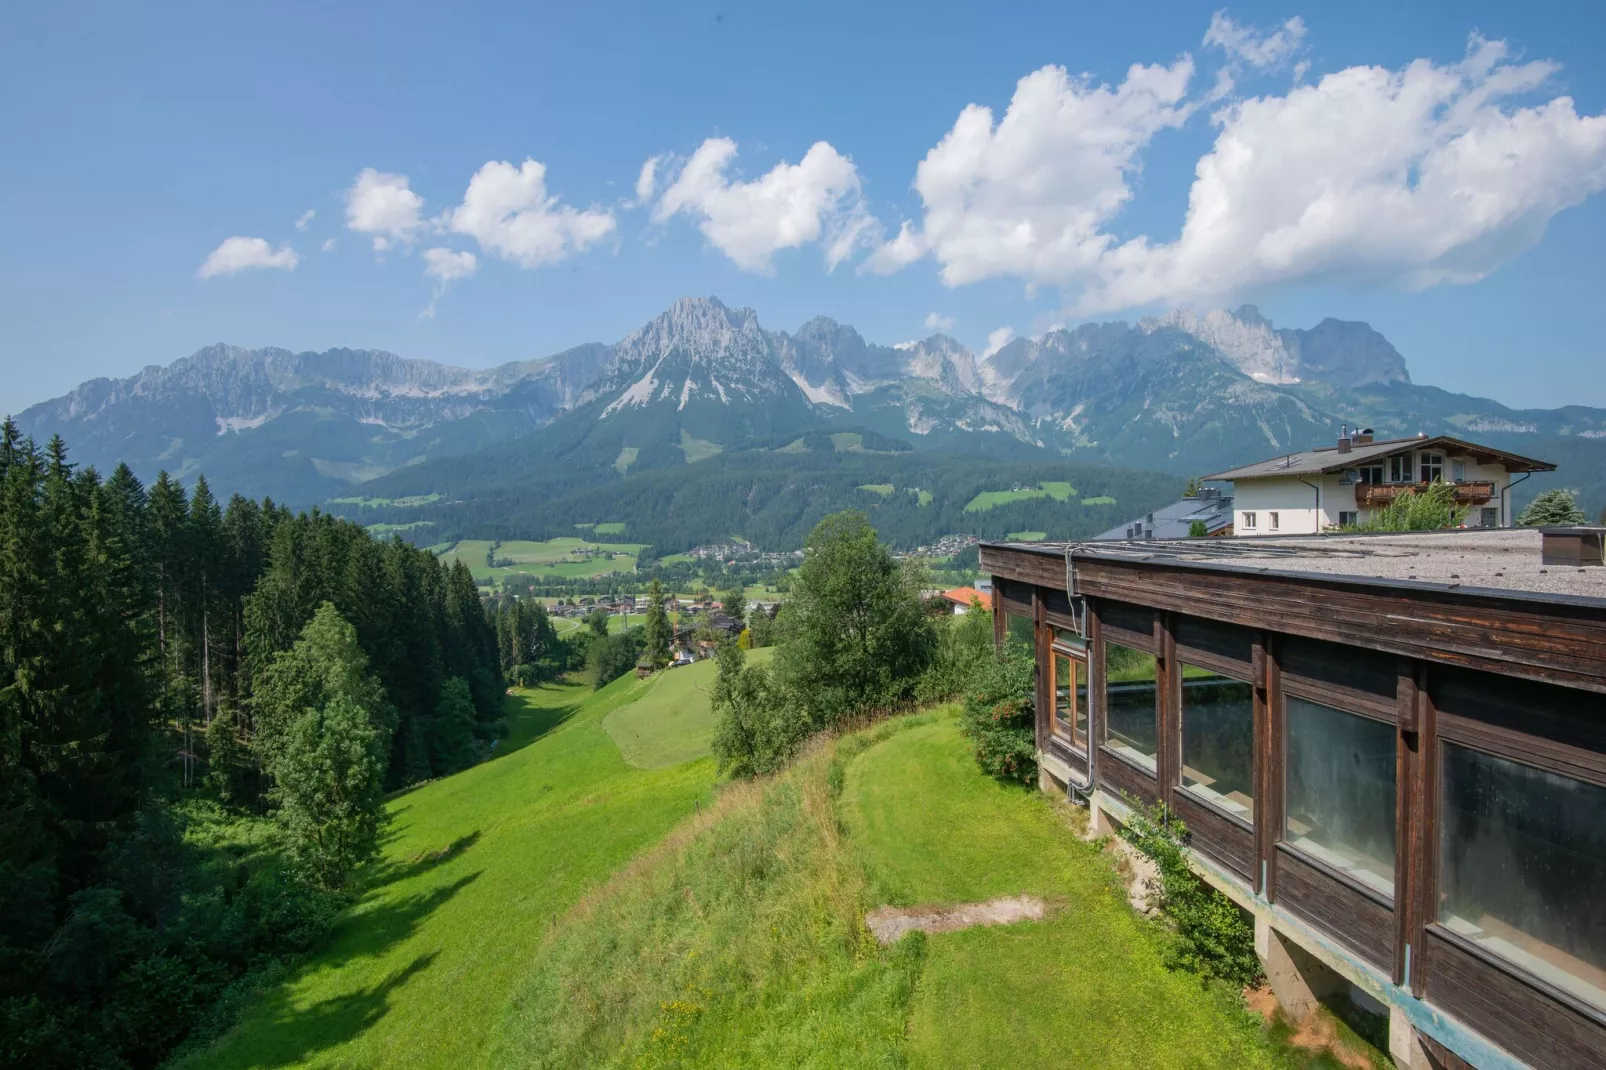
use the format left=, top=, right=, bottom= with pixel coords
left=1353, top=480, right=1495, bottom=508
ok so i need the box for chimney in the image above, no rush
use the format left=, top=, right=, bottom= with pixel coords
left=1355, top=427, right=1374, bottom=445
left=1337, top=423, right=1352, bottom=454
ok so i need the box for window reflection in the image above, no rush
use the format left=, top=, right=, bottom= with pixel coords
left=1439, top=744, right=1606, bottom=1013
left=1104, top=642, right=1157, bottom=770
left=1052, top=650, right=1089, bottom=750
left=1180, top=668, right=1254, bottom=822
left=1284, top=698, right=1395, bottom=897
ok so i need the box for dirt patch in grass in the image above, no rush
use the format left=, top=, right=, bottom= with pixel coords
left=865, top=894, right=1047, bottom=944
left=1244, top=986, right=1388, bottom=1070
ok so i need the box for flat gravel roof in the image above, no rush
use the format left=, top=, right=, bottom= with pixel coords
left=989, top=528, right=1606, bottom=602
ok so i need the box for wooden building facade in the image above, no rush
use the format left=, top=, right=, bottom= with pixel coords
left=979, top=534, right=1606, bottom=1070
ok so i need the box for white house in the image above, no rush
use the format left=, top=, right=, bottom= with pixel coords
left=1206, top=428, right=1556, bottom=536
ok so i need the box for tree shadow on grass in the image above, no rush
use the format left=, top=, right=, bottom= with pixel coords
left=495, top=692, right=583, bottom=758
left=365, top=830, right=482, bottom=890
left=223, top=949, right=442, bottom=1069
left=195, top=870, right=483, bottom=1068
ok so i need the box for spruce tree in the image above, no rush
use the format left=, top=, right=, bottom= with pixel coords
left=1518, top=488, right=1588, bottom=526
left=644, top=578, right=670, bottom=668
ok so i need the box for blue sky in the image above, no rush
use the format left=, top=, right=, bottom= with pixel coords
left=3, top=0, right=1604, bottom=417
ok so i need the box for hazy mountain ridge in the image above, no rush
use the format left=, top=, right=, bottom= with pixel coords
left=15, top=297, right=1606, bottom=511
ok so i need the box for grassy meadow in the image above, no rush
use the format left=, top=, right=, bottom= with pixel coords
left=433, top=537, right=647, bottom=584
left=186, top=676, right=1373, bottom=1068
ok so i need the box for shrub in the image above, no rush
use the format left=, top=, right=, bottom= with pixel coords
left=915, top=600, right=996, bottom=704
left=959, top=639, right=1037, bottom=785
left=1344, top=480, right=1466, bottom=532
left=710, top=642, right=807, bottom=778
left=1120, top=802, right=1262, bottom=989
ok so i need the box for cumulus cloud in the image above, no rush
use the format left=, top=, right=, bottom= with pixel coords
left=868, top=30, right=1606, bottom=315
left=447, top=159, right=616, bottom=268
left=1079, top=36, right=1606, bottom=312
left=344, top=168, right=425, bottom=250
left=1203, top=12, right=1306, bottom=70
left=866, top=58, right=1196, bottom=286
left=295, top=209, right=315, bottom=230
left=982, top=326, right=1016, bottom=358
left=197, top=236, right=299, bottom=279
left=420, top=247, right=478, bottom=318
left=652, top=138, right=872, bottom=272
left=320, top=238, right=337, bottom=252
left=924, top=312, right=956, bottom=332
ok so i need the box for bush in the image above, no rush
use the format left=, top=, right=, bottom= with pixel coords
left=710, top=642, right=806, bottom=778
left=916, top=601, right=995, bottom=704
left=1120, top=802, right=1262, bottom=989
left=1343, top=480, right=1466, bottom=531
left=959, top=639, right=1037, bottom=785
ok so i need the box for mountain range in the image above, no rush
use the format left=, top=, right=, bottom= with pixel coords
left=15, top=296, right=1606, bottom=547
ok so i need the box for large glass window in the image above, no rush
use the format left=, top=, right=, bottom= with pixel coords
left=1104, top=642, right=1157, bottom=771
left=1004, top=611, right=1034, bottom=647
left=1051, top=647, right=1089, bottom=750
left=1180, top=667, right=1255, bottom=822
left=1439, top=744, right=1606, bottom=1013
left=1284, top=697, right=1396, bottom=898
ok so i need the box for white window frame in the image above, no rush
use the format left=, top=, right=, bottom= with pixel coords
left=1389, top=454, right=1413, bottom=483
left=1242, top=511, right=1257, bottom=530
left=1269, top=511, right=1280, bottom=531
left=1420, top=452, right=1445, bottom=483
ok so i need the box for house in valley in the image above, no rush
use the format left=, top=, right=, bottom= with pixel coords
left=1097, top=487, right=1235, bottom=541
left=1207, top=428, right=1555, bottom=535
left=939, top=586, right=993, bottom=614
left=980, top=527, right=1605, bottom=1070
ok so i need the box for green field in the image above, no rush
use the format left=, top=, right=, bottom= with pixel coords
left=178, top=674, right=716, bottom=1069
left=592, top=522, right=626, bottom=535
left=680, top=430, right=723, bottom=463
left=1082, top=495, right=1118, bottom=506
left=435, top=538, right=647, bottom=583
left=857, top=482, right=895, bottom=495
left=915, top=488, right=934, bottom=506
left=602, top=648, right=775, bottom=769
left=1005, top=530, right=1048, bottom=541
left=613, top=447, right=639, bottom=474
left=330, top=493, right=443, bottom=509
left=368, top=521, right=435, bottom=535
left=964, top=481, right=1076, bottom=512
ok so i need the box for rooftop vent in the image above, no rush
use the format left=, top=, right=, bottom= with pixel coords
left=1355, top=427, right=1374, bottom=445
left=1541, top=528, right=1604, bottom=567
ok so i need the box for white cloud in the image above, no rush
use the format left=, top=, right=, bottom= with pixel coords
left=924, top=312, right=956, bottom=332
left=867, top=58, right=1196, bottom=286
left=635, top=155, right=664, bottom=204
left=321, top=238, right=337, bottom=252
left=295, top=209, right=315, bottom=230
left=197, top=236, right=299, bottom=279
left=448, top=159, right=616, bottom=268
left=982, top=326, right=1016, bottom=358
left=1079, top=36, right=1606, bottom=312
left=420, top=247, right=478, bottom=318
left=653, top=138, right=871, bottom=272
left=344, top=168, right=425, bottom=250
left=867, top=30, right=1606, bottom=315
left=1203, top=12, right=1306, bottom=70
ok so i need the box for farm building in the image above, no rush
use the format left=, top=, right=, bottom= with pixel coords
left=980, top=527, right=1606, bottom=1070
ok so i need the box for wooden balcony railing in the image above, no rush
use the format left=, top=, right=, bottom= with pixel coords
left=1354, top=481, right=1495, bottom=507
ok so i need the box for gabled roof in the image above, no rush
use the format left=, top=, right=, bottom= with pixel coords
left=1205, top=435, right=1555, bottom=482
left=941, top=586, right=993, bottom=610
left=1095, top=494, right=1234, bottom=541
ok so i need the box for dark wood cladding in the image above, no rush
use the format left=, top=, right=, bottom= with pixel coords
left=1435, top=666, right=1606, bottom=788
left=1171, top=789, right=1254, bottom=882
left=980, top=544, right=1064, bottom=590
left=1425, top=927, right=1606, bottom=1070
left=1098, top=748, right=1158, bottom=807
left=1281, top=635, right=1399, bottom=722
left=1098, top=599, right=1157, bottom=653
left=1173, top=615, right=1255, bottom=674
left=1047, top=736, right=1089, bottom=784
left=1274, top=845, right=1394, bottom=970
left=1066, top=553, right=1606, bottom=693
